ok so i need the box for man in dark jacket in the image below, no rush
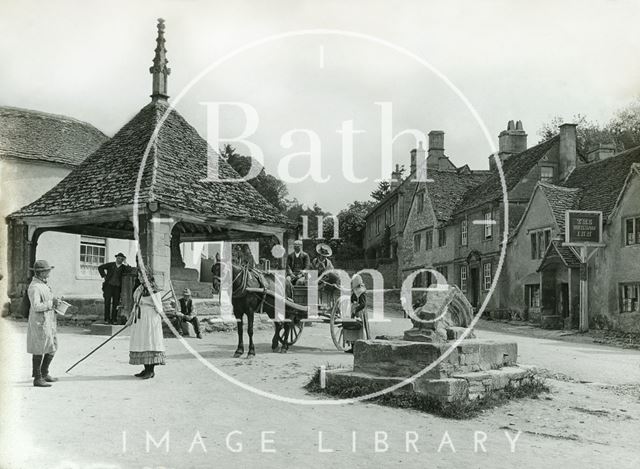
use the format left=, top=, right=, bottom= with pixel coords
left=286, top=240, right=311, bottom=285
left=98, top=252, right=127, bottom=324
left=174, top=288, right=202, bottom=339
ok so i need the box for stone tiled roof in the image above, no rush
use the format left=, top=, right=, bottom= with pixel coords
left=508, top=204, right=527, bottom=233
left=456, top=136, right=560, bottom=213
left=0, top=106, right=108, bottom=166
left=538, top=240, right=581, bottom=271
left=427, top=169, right=490, bottom=223
left=537, top=182, right=582, bottom=231
left=562, top=145, right=640, bottom=220
left=10, top=101, right=290, bottom=226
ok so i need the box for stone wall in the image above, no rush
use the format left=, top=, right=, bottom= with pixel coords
left=588, top=174, right=640, bottom=332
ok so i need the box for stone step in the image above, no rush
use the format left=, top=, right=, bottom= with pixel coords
left=325, top=365, right=538, bottom=403
left=352, top=339, right=518, bottom=379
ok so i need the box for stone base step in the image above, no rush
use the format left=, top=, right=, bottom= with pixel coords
left=325, top=365, right=538, bottom=403
left=353, top=339, right=518, bottom=379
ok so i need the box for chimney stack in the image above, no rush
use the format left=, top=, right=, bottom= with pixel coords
left=410, top=148, right=417, bottom=174
left=390, top=164, right=403, bottom=189
left=586, top=143, right=616, bottom=163
left=428, top=130, right=444, bottom=157
left=498, top=120, right=527, bottom=162
left=558, top=123, right=577, bottom=181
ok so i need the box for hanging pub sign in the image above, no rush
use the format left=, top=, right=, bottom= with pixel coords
left=565, top=210, right=603, bottom=246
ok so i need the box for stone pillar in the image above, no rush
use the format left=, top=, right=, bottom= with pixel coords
left=6, top=221, right=41, bottom=315
left=137, top=214, right=173, bottom=291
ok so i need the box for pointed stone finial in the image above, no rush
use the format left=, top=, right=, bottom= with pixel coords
left=150, top=18, right=171, bottom=102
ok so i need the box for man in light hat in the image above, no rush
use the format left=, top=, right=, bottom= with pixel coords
left=311, top=243, right=334, bottom=275
left=286, top=239, right=311, bottom=285
left=98, top=252, right=128, bottom=324
left=26, top=260, right=62, bottom=387
left=174, top=288, right=202, bottom=339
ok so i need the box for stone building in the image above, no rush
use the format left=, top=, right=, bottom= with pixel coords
left=0, top=106, right=140, bottom=308
left=363, top=132, right=458, bottom=286
left=400, top=167, right=488, bottom=288
left=502, top=146, right=640, bottom=331
left=6, top=19, right=293, bottom=314
left=399, top=121, right=578, bottom=312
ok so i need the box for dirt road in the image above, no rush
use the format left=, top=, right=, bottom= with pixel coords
left=1, top=316, right=639, bottom=469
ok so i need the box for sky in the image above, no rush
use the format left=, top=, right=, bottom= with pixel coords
left=1, top=0, right=639, bottom=213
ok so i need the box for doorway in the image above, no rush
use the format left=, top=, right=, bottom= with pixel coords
left=470, top=267, right=480, bottom=307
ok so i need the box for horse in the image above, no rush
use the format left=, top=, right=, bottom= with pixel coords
left=211, top=261, right=295, bottom=357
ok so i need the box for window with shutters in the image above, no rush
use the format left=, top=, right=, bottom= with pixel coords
left=483, top=262, right=492, bottom=291
left=461, top=219, right=468, bottom=246
left=620, top=283, right=640, bottom=313
left=413, top=233, right=422, bottom=252
left=460, top=265, right=468, bottom=291
left=425, top=230, right=433, bottom=250
left=530, top=228, right=552, bottom=259
left=624, top=217, right=640, bottom=246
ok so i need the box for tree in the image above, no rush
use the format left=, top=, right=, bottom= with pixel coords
left=537, top=114, right=620, bottom=154
left=322, top=200, right=376, bottom=260
left=370, top=180, right=391, bottom=201
left=537, top=97, right=640, bottom=154
left=609, top=97, right=640, bottom=149
left=221, top=144, right=289, bottom=211
left=284, top=200, right=329, bottom=239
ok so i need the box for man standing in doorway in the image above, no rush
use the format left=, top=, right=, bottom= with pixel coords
left=98, top=252, right=127, bottom=324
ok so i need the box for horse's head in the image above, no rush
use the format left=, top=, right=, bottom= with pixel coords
left=211, top=261, right=226, bottom=294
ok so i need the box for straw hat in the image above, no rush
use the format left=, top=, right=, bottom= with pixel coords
left=183, top=288, right=192, bottom=296
left=315, top=243, right=333, bottom=257
left=293, top=239, right=303, bottom=246
left=29, top=260, right=54, bottom=272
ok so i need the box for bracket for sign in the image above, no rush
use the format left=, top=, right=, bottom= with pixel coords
left=567, top=244, right=604, bottom=263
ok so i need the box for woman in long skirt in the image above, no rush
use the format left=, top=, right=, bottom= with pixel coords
left=126, top=269, right=166, bottom=379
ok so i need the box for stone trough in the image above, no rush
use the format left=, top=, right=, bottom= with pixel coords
left=324, top=285, right=538, bottom=403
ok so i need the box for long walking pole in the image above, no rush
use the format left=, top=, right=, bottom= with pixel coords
left=65, top=289, right=175, bottom=374
left=65, top=325, right=129, bottom=373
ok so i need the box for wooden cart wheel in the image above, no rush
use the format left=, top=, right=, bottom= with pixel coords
left=329, top=301, right=347, bottom=351
left=278, top=316, right=304, bottom=346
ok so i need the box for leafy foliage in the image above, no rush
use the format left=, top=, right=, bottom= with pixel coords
left=221, top=144, right=289, bottom=211
left=370, top=180, right=391, bottom=201
left=537, top=97, right=640, bottom=155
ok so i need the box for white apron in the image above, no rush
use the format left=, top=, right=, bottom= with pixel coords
left=128, top=288, right=165, bottom=353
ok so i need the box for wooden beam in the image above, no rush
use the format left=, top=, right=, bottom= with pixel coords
left=180, top=230, right=269, bottom=243
left=11, top=205, right=143, bottom=228
left=162, top=205, right=291, bottom=235
left=46, top=225, right=134, bottom=240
